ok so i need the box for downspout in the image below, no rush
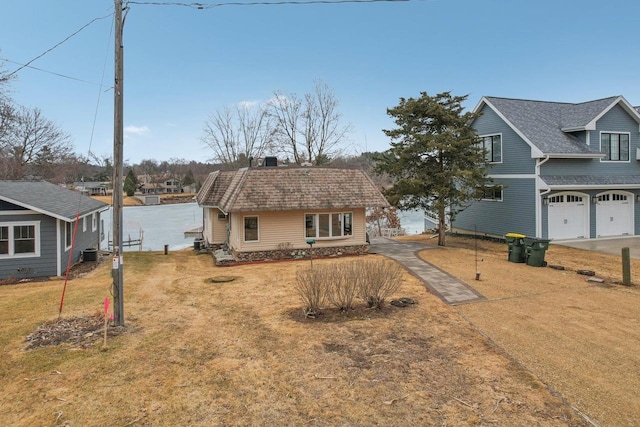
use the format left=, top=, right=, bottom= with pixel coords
left=535, top=155, right=551, bottom=238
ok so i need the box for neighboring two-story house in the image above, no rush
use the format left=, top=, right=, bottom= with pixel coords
left=453, top=95, right=640, bottom=240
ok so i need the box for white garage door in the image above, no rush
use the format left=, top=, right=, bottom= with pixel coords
left=596, top=192, right=634, bottom=237
left=548, top=192, right=589, bottom=240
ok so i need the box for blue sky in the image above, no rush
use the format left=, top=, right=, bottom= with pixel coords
left=1, top=0, right=639, bottom=164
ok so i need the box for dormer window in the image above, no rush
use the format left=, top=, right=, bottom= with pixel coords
left=601, top=132, right=630, bottom=161
left=479, top=134, right=502, bottom=163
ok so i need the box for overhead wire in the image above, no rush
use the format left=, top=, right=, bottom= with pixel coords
left=6, top=12, right=114, bottom=78
left=127, top=0, right=410, bottom=9
left=0, top=57, right=112, bottom=89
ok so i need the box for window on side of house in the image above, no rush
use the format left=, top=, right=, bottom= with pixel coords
left=65, top=221, right=73, bottom=249
left=601, top=132, right=630, bottom=161
left=14, top=225, right=36, bottom=253
left=243, top=216, right=259, bottom=242
left=0, top=222, right=39, bottom=257
left=0, top=226, right=8, bottom=255
left=482, top=185, right=503, bottom=201
left=92, top=213, right=97, bottom=232
left=83, top=217, right=87, bottom=232
left=305, top=212, right=353, bottom=238
left=479, top=134, right=502, bottom=163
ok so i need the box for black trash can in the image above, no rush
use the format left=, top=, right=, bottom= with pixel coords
left=505, top=233, right=526, bottom=263
left=83, top=248, right=98, bottom=262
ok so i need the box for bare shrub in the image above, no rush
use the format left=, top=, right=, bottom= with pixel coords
left=276, top=242, right=293, bottom=251
left=295, top=267, right=326, bottom=318
left=358, top=259, right=403, bottom=309
left=325, top=263, right=359, bottom=311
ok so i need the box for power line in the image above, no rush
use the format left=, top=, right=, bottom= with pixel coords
left=0, top=57, right=112, bottom=89
left=128, top=0, right=410, bottom=9
left=7, top=12, right=114, bottom=78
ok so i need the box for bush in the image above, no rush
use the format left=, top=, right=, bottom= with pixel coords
left=325, top=263, right=359, bottom=311
left=295, top=267, right=326, bottom=318
left=357, top=260, right=403, bottom=309
left=295, top=259, right=404, bottom=315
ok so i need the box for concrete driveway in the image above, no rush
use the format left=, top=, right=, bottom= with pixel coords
left=556, top=236, right=640, bottom=259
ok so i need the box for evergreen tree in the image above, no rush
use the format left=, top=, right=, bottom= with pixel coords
left=375, top=91, right=490, bottom=246
left=123, top=168, right=137, bottom=196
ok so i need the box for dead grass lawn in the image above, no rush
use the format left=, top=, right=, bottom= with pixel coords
left=400, top=234, right=640, bottom=427
left=0, top=249, right=584, bottom=426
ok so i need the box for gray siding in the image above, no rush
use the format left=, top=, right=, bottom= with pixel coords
left=474, top=105, right=537, bottom=174
left=592, top=104, right=640, bottom=175
left=0, top=213, right=58, bottom=279
left=59, top=214, right=102, bottom=273
left=541, top=158, right=600, bottom=175
left=453, top=178, right=536, bottom=237
left=0, top=210, right=102, bottom=280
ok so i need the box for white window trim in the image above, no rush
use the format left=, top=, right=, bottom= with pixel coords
left=599, top=131, right=631, bottom=163
left=0, top=221, right=41, bottom=258
left=65, top=221, right=74, bottom=250
left=83, top=216, right=87, bottom=232
left=479, top=133, right=503, bottom=164
left=243, top=215, right=259, bottom=243
left=305, top=212, right=354, bottom=240
left=481, top=186, right=503, bottom=202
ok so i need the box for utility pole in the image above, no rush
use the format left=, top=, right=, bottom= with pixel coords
left=112, top=0, right=125, bottom=326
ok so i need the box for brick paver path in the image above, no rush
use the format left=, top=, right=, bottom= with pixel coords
left=369, top=236, right=485, bottom=305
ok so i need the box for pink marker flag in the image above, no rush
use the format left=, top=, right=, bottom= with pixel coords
left=104, top=297, right=110, bottom=315
left=109, top=313, right=114, bottom=321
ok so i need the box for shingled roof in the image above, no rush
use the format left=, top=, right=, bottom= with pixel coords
left=196, top=167, right=389, bottom=213
left=479, top=96, right=640, bottom=157
left=0, top=181, right=109, bottom=221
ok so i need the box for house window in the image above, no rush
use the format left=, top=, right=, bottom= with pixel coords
left=0, top=226, right=8, bottom=255
left=479, top=134, right=502, bottom=163
left=14, top=225, right=36, bottom=253
left=0, top=222, right=39, bottom=257
left=244, top=216, right=259, bottom=242
left=65, top=221, right=73, bottom=250
left=482, top=186, right=503, bottom=201
left=83, top=217, right=87, bottom=232
left=601, top=132, right=630, bottom=161
left=92, top=213, right=97, bottom=232
left=305, top=213, right=353, bottom=238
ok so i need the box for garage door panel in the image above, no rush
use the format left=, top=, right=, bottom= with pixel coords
left=548, top=193, right=588, bottom=240
left=596, top=192, right=633, bottom=237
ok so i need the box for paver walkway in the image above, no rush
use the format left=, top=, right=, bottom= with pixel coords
left=369, top=236, right=485, bottom=305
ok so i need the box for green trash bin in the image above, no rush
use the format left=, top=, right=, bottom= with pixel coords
left=505, top=232, right=526, bottom=263
left=524, top=237, right=550, bottom=267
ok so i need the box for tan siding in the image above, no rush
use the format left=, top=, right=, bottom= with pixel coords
left=204, top=208, right=229, bottom=244
left=203, top=208, right=214, bottom=243
left=232, top=208, right=367, bottom=252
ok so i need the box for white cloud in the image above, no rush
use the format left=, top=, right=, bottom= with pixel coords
left=237, top=100, right=259, bottom=109
left=124, top=125, right=151, bottom=136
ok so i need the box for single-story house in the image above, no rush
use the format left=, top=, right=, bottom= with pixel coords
left=0, top=181, right=109, bottom=280
left=73, top=181, right=109, bottom=196
left=195, top=166, right=389, bottom=261
left=453, top=95, right=640, bottom=240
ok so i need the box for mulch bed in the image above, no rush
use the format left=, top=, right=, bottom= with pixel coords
left=24, top=312, right=126, bottom=350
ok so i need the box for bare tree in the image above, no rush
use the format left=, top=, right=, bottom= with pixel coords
left=0, top=106, right=72, bottom=179
left=269, top=81, right=351, bottom=165
left=201, top=102, right=274, bottom=168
